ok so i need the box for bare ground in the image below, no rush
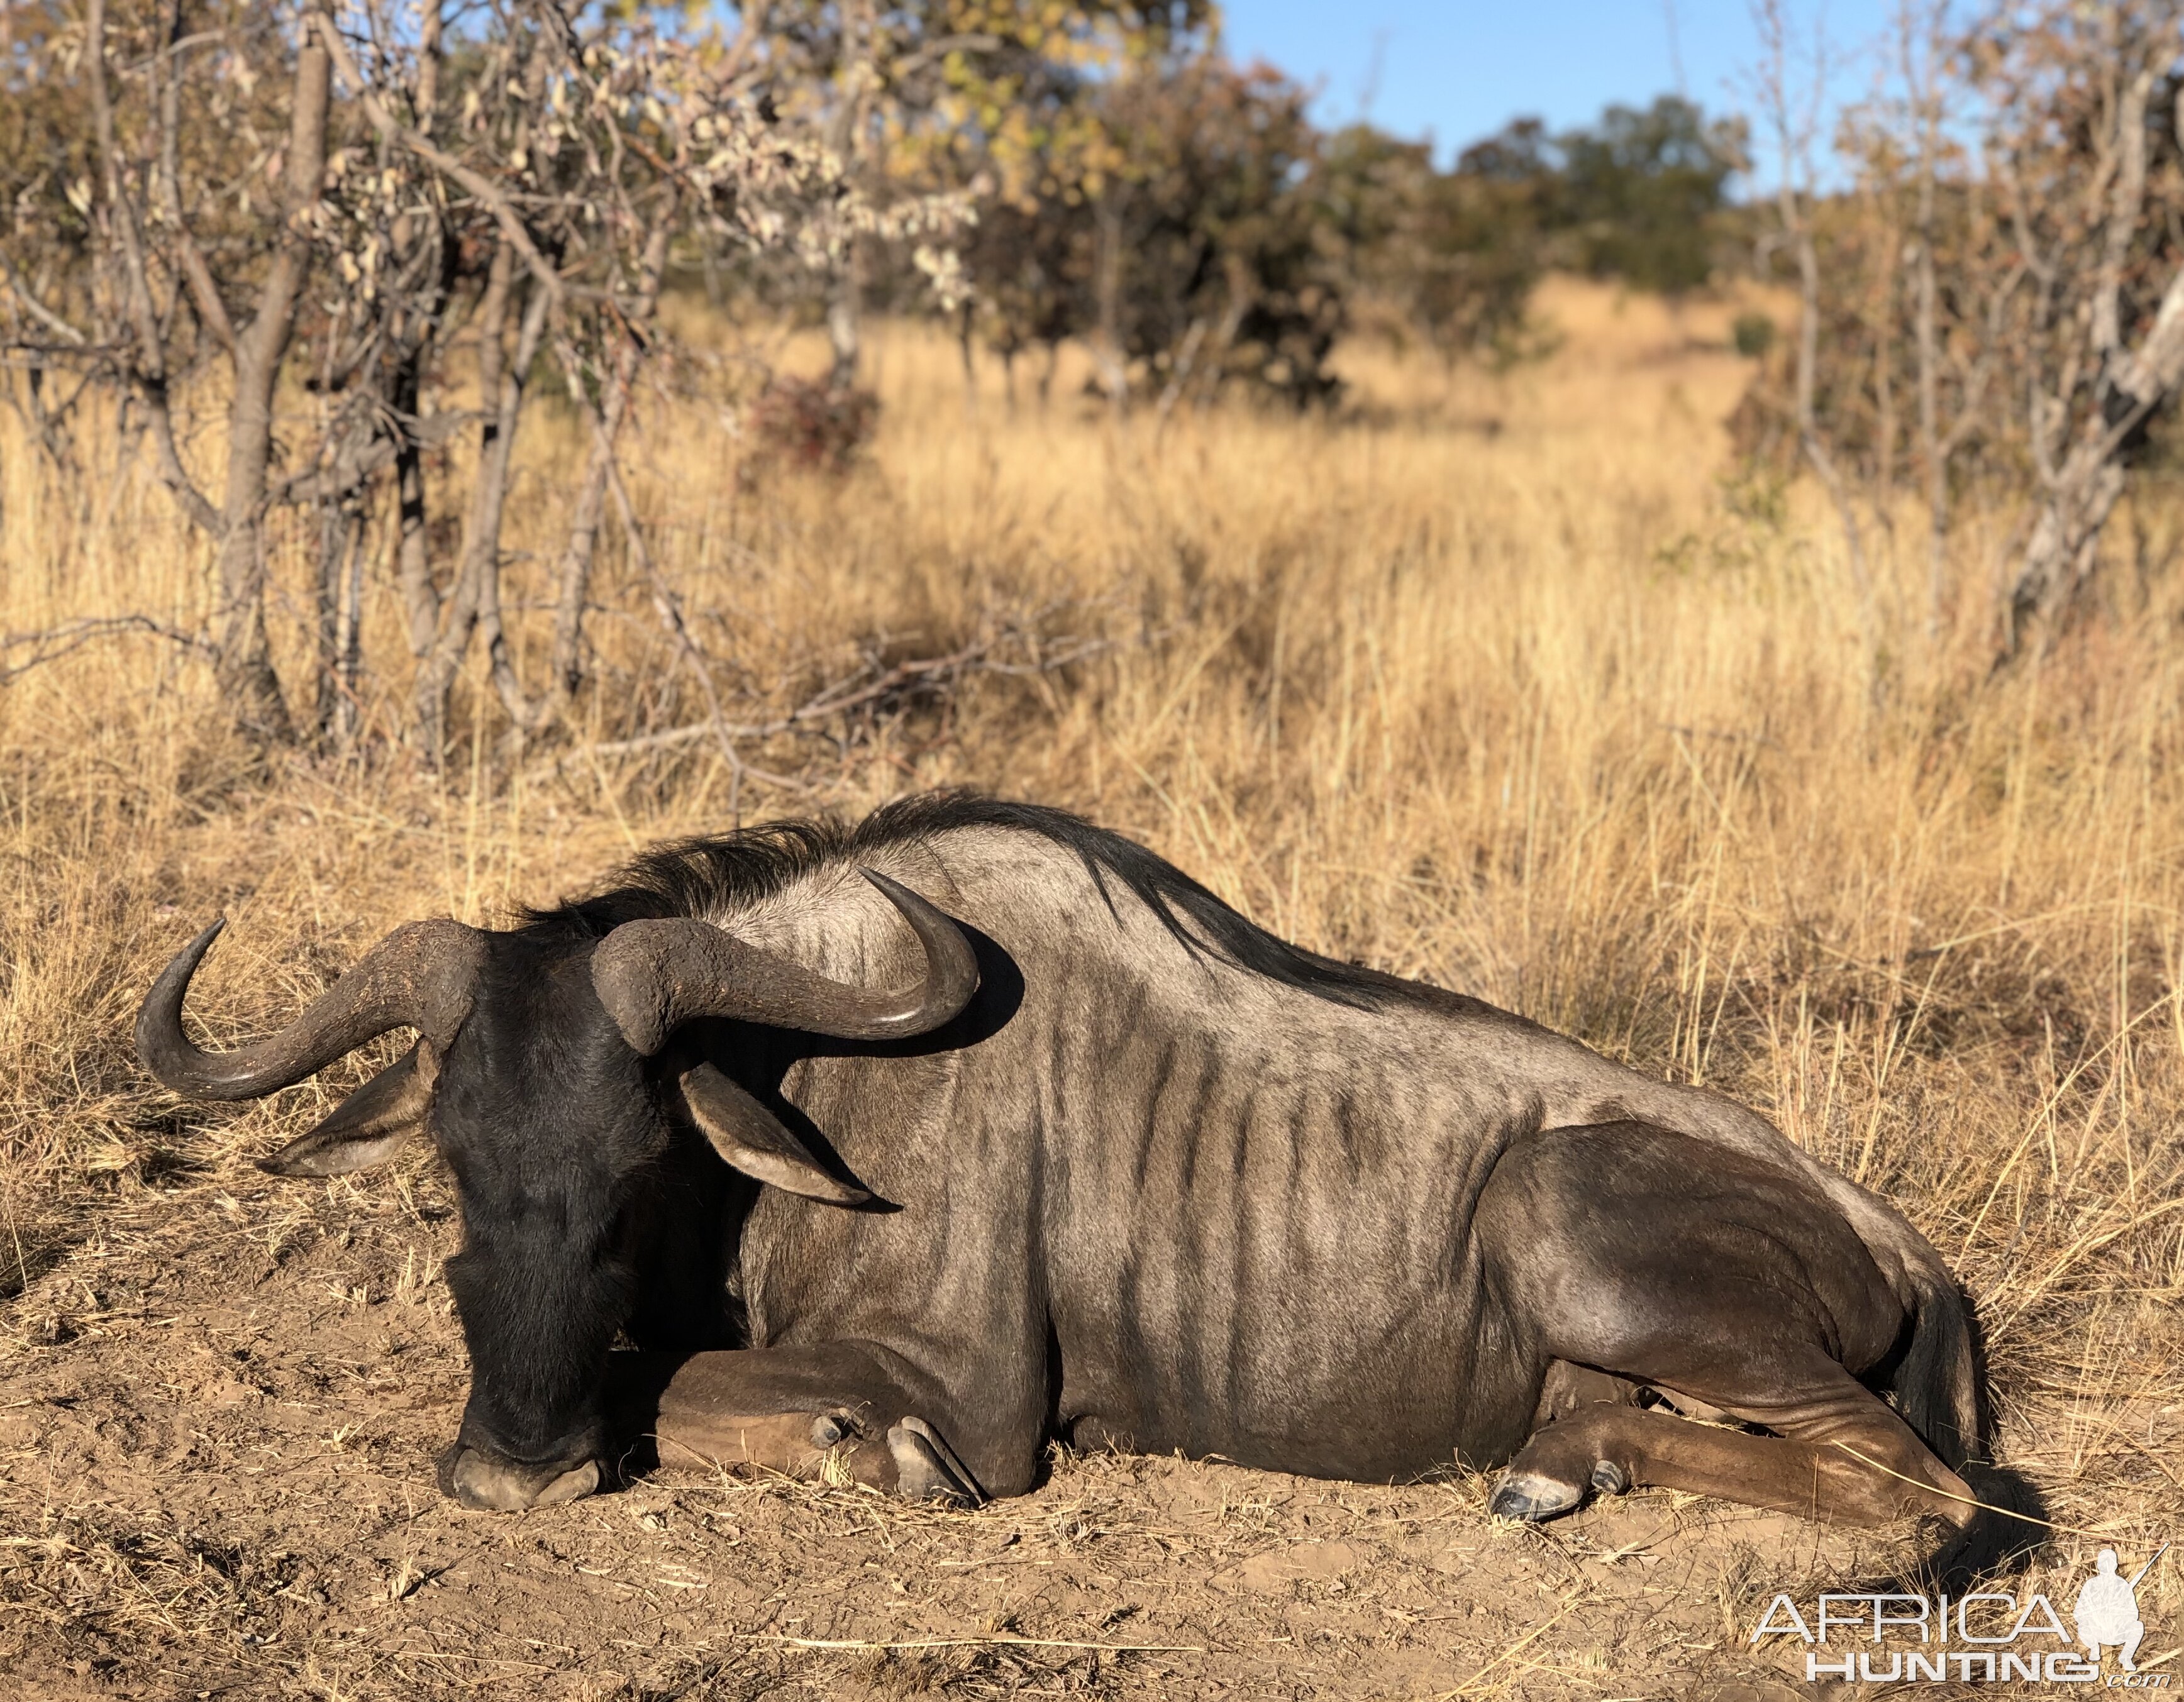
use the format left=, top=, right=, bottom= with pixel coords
left=5, top=1145, right=2165, bottom=1702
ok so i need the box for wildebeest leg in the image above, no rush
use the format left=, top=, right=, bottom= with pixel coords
left=1534, top=1360, right=1640, bottom=1427
left=605, top=1342, right=984, bottom=1505
left=1477, top=1120, right=1975, bottom=1530
left=1493, top=1374, right=1973, bottom=1528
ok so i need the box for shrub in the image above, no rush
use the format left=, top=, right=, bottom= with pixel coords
left=745, top=379, right=882, bottom=476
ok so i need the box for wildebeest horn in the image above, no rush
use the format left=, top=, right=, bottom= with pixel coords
left=590, top=869, right=978, bottom=1055
left=136, top=917, right=486, bottom=1100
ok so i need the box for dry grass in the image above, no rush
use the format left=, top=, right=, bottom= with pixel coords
left=3, top=275, right=2182, bottom=1696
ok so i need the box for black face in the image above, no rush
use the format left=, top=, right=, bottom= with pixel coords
left=138, top=857, right=976, bottom=1513
left=428, top=935, right=667, bottom=1506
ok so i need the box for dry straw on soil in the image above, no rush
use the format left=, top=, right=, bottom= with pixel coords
left=1, top=278, right=2181, bottom=1698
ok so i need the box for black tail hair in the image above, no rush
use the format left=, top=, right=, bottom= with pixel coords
left=1892, top=1261, right=1981, bottom=1471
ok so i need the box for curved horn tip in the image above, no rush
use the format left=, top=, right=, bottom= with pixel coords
left=147, top=917, right=230, bottom=994
left=856, top=868, right=921, bottom=903
left=178, top=917, right=228, bottom=960
left=855, top=869, right=964, bottom=941
left=136, top=915, right=472, bottom=1102
left=855, top=868, right=979, bottom=1024
left=135, top=919, right=228, bottom=1056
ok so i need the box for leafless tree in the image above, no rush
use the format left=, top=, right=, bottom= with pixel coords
left=83, top=0, right=331, bottom=739
left=1983, top=1, right=2184, bottom=655
left=1748, top=0, right=1877, bottom=648
left=1734, top=0, right=2181, bottom=662
left=6, top=0, right=966, bottom=760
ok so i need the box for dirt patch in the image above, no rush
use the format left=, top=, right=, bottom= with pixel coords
left=0, top=1154, right=1963, bottom=1701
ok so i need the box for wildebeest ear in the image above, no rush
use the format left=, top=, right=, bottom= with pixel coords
left=676, top=1063, right=870, bottom=1206
left=258, top=1042, right=439, bottom=1178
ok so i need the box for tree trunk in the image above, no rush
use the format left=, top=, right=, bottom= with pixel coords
left=2005, top=441, right=2129, bottom=653
left=1998, top=75, right=2184, bottom=659
left=824, top=0, right=873, bottom=394
left=1094, top=194, right=1129, bottom=421
left=485, top=225, right=670, bottom=737
left=413, top=241, right=552, bottom=761
left=1912, top=130, right=1945, bottom=636
left=314, top=497, right=366, bottom=744
left=209, top=31, right=331, bottom=743
left=392, top=349, right=439, bottom=687
left=957, top=301, right=979, bottom=421
left=826, top=271, right=862, bottom=395
left=389, top=4, right=453, bottom=730
left=85, top=0, right=223, bottom=543
left=2009, top=309, right=2184, bottom=658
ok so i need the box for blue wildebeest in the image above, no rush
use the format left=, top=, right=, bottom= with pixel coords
left=138, top=794, right=1987, bottom=1551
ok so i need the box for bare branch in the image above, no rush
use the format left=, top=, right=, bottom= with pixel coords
left=312, top=13, right=565, bottom=308
left=205, top=17, right=333, bottom=740
left=1749, top=0, right=1875, bottom=651
left=153, top=0, right=234, bottom=355
left=0, top=614, right=214, bottom=685
left=485, top=223, right=671, bottom=738
left=2092, top=67, right=2154, bottom=360
left=270, top=409, right=477, bottom=509
left=86, top=0, right=220, bottom=536
left=0, top=251, right=87, bottom=348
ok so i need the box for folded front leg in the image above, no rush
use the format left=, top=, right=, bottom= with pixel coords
left=606, top=1341, right=984, bottom=1505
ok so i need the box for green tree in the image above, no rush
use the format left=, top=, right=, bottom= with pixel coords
left=1552, top=96, right=1743, bottom=294
left=1094, top=57, right=1344, bottom=408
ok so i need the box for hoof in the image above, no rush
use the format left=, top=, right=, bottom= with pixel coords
left=809, top=1413, right=852, bottom=1449
left=1489, top=1469, right=1583, bottom=1523
left=886, top=1417, right=980, bottom=1506
left=1590, top=1459, right=1631, bottom=1495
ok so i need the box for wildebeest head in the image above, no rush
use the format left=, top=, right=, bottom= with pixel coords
left=135, top=872, right=977, bottom=1511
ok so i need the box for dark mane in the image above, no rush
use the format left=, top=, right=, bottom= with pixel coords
left=524, top=792, right=1399, bottom=1010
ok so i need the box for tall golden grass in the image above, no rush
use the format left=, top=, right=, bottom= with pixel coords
left=4, top=276, right=2181, bottom=1559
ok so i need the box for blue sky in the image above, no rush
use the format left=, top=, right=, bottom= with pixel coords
left=1219, top=1, right=1898, bottom=165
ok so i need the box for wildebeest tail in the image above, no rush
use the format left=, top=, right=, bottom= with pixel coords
left=1889, top=1251, right=1980, bottom=1471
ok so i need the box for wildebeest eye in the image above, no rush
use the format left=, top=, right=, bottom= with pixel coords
left=258, top=1041, right=440, bottom=1178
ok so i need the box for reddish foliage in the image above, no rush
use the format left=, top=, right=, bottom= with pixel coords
left=745, top=379, right=881, bottom=476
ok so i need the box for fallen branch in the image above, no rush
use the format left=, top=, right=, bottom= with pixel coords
left=587, top=717, right=785, bottom=756
left=0, top=615, right=214, bottom=685
left=582, top=630, right=1120, bottom=761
